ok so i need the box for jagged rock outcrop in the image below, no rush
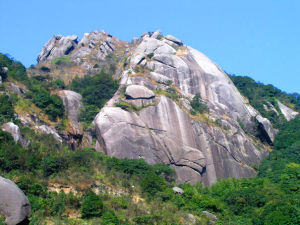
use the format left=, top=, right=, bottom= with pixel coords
left=0, top=176, right=31, bottom=225
left=277, top=101, right=299, bottom=121
left=94, top=31, right=276, bottom=185
left=37, top=30, right=124, bottom=65
left=1, top=122, right=29, bottom=147
left=37, top=35, right=78, bottom=62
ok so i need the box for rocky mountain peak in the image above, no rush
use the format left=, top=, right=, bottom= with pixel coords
left=37, top=30, right=127, bottom=65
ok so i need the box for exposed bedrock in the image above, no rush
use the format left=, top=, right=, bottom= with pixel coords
left=94, top=31, right=276, bottom=185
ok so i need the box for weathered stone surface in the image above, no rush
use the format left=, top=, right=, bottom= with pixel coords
left=35, top=125, right=62, bottom=142
left=165, top=34, right=183, bottom=46
left=37, top=35, right=78, bottom=62
left=149, top=72, right=172, bottom=85
left=94, top=33, right=275, bottom=185
left=278, top=101, right=299, bottom=121
left=0, top=176, right=31, bottom=225
left=172, top=187, right=184, bottom=194
left=1, top=122, right=29, bottom=147
left=57, top=90, right=82, bottom=135
left=125, top=85, right=155, bottom=99
left=151, top=30, right=161, bottom=39
left=256, top=115, right=276, bottom=143
left=37, top=30, right=120, bottom=65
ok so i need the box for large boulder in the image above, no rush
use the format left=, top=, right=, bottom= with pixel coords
left=125, top=85, right=155, bottom=99
left=0, top=176, right=31, bottom=225
left=57, top=90, right=82, bottom=135
left=1, top=122, right=29, bottom=147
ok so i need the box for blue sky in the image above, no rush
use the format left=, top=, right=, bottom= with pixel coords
left=0, top=0, right=299, bottom=93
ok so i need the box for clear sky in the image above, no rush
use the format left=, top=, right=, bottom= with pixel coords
left=0, top=0, right=299, bottom=93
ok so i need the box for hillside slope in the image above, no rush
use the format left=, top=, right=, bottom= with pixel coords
left=0, top=30, right=299, bottom=224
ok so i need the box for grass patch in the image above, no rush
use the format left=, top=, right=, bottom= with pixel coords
left=51, top=57, right=71, bottom=65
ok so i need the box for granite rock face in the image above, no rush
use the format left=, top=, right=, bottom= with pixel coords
left=57, top=90, right=82, bottom=135
left=1, top=122, right=29, bottom=147
left=277, top=101, right=299, bottom=121
left=57, top=90, right=83, bottom=148
left=0, top=176, right=31, bottom=225
left=37, top=30, right=122, bottom=65
left=94, top=31, right=276, bottom=185
left=37, top=35, right=78, bottom=62
left=35, top=125, right=62, bottom=142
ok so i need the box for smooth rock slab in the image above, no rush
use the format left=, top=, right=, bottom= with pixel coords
left=165, top=35, right=183, bottom=46
left=278, top=101, right=299, bottom=121
left=0, top=176, right=31, bottom=225
left=1, top=122, right=29, bottom=147
left=125, top=85, right=155, bottom=99
left=57, top=90, right=82, bottom=135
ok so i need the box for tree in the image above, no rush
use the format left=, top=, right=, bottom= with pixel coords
left=81, top=191, right=103, bottom=218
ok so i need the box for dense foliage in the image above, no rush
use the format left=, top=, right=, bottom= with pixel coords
left=69, top=72, right=119, bottom=124
left=0, top=94, right=15, bottom=124
left=25, top=78, right=64, bottom=121
left=190, top=93, right=209, bottom=115
left=229, top=74, right=300, bottom=128
left=0, top=53, right=26, bottom=81
left=0, top=54, right=65, bottom=121
left=0, top=114, right=298, bottom=224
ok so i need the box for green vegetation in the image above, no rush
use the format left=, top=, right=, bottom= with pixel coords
left=69, top=72, right=119, bottom=123
left=0, top=94, right=15, bottom=124
left=51, top=57, right=71, bottom=65
left=0, top=53, right=26, bottom=81
left=25, top=77, right=64, bottom=121
left=229, top=74, right=300, bottom=128
left=0, top=54, right=65, bottom=121
left=0, top=126, right=185, bottom=224
left=1, top=52, right=299, bottom=224
left=190, top=93, right=209, bottom=115
left=154, top=88, right=181, bottom=101
left=81, top=191, right=104, bottom=218
left=0, top=115, right=298, bottom=224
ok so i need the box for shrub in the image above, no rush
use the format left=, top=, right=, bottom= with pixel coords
left=190, top=93, right=209, bottom=114
left=0, top=53, right=27, bottom=81
left=39, top=66, right=51, bottom=72
left=52, top=79, right=65, bottom=89
left=101, top=210, right=120, bottom=225
left=0, top=94, right=15, bottom=124
left=81, top=191, right=103, bottom=218
left=51, top=57, right=71, bottom=65
left=41, top=155, right=68, bottom=177
left=140, top=172, right=166, bottom=196
left=69, top=72, right=119, bottom=123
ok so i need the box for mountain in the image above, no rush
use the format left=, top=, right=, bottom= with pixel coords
left=36, top=30, right=280, bottom=185
left=0, top=30, right=299, bottom=224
